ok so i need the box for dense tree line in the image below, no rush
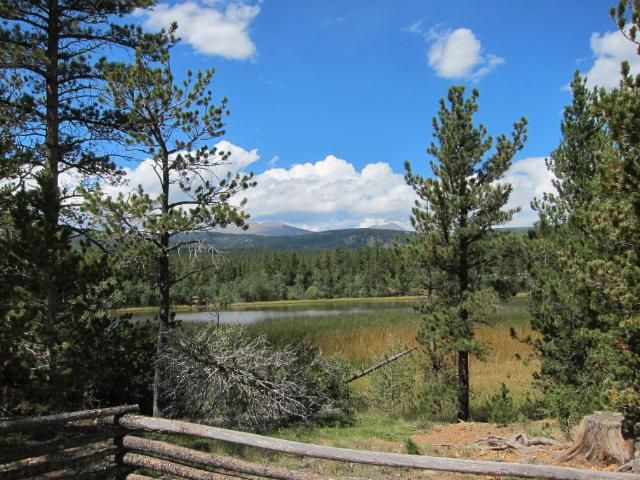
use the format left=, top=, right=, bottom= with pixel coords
left=112, top=237, right=529, bottom=308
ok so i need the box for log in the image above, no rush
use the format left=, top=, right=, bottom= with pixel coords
left=30, top=464, right=119, bottom=479
left=0, top=405, right=138, bottom=433
left=117, top=414, right=640, bottom=480
left=124, top=475, right=156, bottom=480
left=345, top=346, right=417, bottom=383
left=121, top=452, right=228, bottom=480
left=559, top=412, right=633, bottom=465
left=0, top=431, right=114, bottom=463
left=473, top=433, right=565, bottom=453
left=123, top=435, right=323, bottom=480
left=0, top=441, right=118, bottom=480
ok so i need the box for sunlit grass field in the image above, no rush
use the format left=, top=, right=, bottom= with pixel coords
left=246, top=296, right=538, bottom=409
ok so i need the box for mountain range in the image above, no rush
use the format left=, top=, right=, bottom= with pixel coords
left=223, top=221, right=406, bottom=237
left=178, top=222, right=409, bottom=250
left=176, top=222, right=530, bottom=251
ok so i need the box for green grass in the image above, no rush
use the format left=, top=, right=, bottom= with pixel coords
left=246, top=309, right=419, bottom=367
left=274, top=412, right=417, bottom=447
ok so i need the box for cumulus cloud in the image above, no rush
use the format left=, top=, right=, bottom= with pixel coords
left=583, top=27, right=640, bottom=88
left=425, top=27, right=504, bottom=81
left=501, top=157, right=556, bottom=228
left=104, top=142, right=553, bottom=230
left=141, top=1, right=260, bottom=60
left=242, top=155, right=416, bottom=231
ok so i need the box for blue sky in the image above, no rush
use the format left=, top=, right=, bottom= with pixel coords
left=115, top=0, right=640, bottom=231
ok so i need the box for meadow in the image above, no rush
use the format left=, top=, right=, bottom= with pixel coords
left=156, top=296, right=543, bottom=478
left=246, top=295, right=538, bottom=413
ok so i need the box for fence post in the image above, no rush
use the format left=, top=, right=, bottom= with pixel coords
left=114, top=408, right=138, bottom=480
left=633, top=423, right=640, bottom=474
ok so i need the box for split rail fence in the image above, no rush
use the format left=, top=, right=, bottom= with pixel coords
left=1, top=405, right=640, bottom=480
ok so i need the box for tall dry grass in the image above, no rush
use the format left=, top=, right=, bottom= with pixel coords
left=247, top=296, right=539, bottom=406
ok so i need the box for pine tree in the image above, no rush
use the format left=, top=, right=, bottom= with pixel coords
left=0, top=0, right=162, bottom=411
left=85, top=37, right=255, bottom=417
left=405, top=86, right=527, bottom=420
left=528, top=73, right=614, bottom=428
left=527, top=1, right=640, bottom=428
left=590, top=34, right=640, bottom=423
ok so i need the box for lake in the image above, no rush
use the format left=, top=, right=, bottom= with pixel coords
left=130, top=300, right=414, bottom=325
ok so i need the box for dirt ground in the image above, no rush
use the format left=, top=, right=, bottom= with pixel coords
left=411, top=420, right=626, bottom=471
left=288, top=420, right=633, bottom=479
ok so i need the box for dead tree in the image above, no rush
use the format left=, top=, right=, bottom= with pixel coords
left=559, top=412, right=633, bottom=465
left=158, top=325, right=346, bottom=431
left=346, top=346, right=417, bottom=383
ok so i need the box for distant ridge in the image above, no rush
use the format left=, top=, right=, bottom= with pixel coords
left=177, top=228, right=410, bottom=250
left=223, top=221, right=312, bottom=237
left=368, top=222, right=406, bottom=231
left=173, top=223, right=532, bottom=251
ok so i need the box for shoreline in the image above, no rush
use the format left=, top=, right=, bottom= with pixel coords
left=117, top=295, right=422, bottom=315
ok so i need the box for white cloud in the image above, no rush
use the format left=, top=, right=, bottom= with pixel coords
left=404, top=20, right=424, bottom=35
left=242, top=155, right=416, bottom=231
left=427, top=28, right=504, bottom=81
left=584, top=27, right=640, bottom=88
left=105, top=144, right=554, bottom=231
left=268, top=155, right=279, bottom=167
left=358, top=217, right=388, bottom=228
left=141, top=1, right=260, bottom=60
left=501, top=157, right=555, bottom=228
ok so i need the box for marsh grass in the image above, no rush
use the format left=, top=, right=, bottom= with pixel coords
left=247, top=295, right=539, bottom=412
left=156, top=297, right=540, bottom=474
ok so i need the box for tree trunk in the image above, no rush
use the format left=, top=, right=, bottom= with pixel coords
left=43, top=0, right=61, bottom=377
left=457, top=350, right=469, bottom=420
left=457, top=230, right=470, bottom=421
left=153, top=244, right=170, bottom=418
left=558, top=411, right=633, bottom=465
left=153, top=148, right=172, bottom=418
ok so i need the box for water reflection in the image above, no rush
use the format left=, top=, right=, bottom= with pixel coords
left=131, top=301, right=413, bottom=325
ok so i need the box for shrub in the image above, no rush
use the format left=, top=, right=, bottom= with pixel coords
left=415, top=373, right=458, bottom=422
left=370, top=341, right=417, bottom=416
left=405, top=437, right=421, bottom=455
left=486, top=383, right=518, bottom=426
left=545, top=385, right=601, bottom=440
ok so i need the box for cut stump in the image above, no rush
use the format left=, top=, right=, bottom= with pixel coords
left=558, top=411, right=633, bottom=465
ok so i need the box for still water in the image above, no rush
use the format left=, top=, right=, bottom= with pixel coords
left=130, top=301, right=413, bottom=325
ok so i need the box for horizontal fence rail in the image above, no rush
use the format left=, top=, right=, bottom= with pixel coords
left=117, top=414, right=640, bottom=480
left=0, top=405, right=138, bottom=433
left=2, top=405, right=640, bottom=480
left=0, top=405, right=139, bottom=480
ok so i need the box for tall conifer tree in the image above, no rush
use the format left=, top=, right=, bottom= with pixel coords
left=405, top=86, right=526, bottom=420
left=0, top=0, right=162, bottom=411
left=85, top=38, right=255, bottom=417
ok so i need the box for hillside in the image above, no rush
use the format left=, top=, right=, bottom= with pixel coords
left=174, top=224, right=532, bottom=250
left=177, top=227, right=411, bottom=250
left=223, top=221, right=312, bottom=236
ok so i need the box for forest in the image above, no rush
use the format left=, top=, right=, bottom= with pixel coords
left=0, top=2, right=639, bottom=469
left=120, top=236, right=528, bottom=306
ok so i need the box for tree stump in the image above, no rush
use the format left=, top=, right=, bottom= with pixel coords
left=558, top=411, right=633, bottom=465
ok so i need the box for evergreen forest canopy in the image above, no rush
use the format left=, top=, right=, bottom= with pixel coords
left=119, top=238, right=529, bottom=307
left=0, top=0, right=639, bottom=438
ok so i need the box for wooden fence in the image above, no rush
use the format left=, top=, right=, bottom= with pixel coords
left=1, top=405, right=639, bottom=480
